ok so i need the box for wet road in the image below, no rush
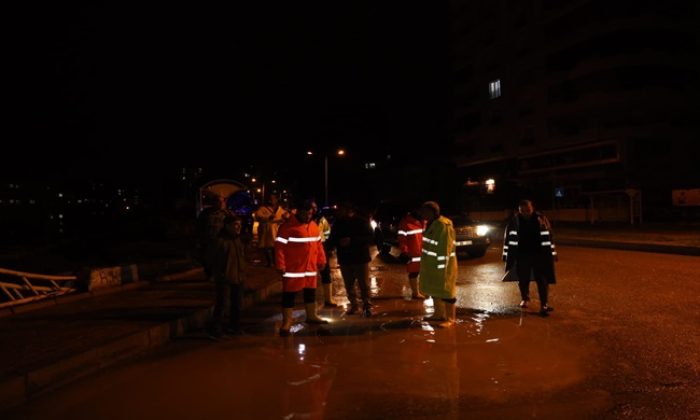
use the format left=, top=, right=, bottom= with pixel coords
left=10, top=246, right=700, bottom=419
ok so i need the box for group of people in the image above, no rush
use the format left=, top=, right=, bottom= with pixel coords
left=272, top=199, right=465, bottom=335
left=198, top=193, right=558, bottom=338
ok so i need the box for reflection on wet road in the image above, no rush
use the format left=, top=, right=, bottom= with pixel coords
left=11, top=246, right=700, bottom=419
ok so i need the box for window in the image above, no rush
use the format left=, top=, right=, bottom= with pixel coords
left=489, top=79, right=501, bottom=99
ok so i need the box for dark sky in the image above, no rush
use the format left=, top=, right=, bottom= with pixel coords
left=8, top=2, right=451, bottom=181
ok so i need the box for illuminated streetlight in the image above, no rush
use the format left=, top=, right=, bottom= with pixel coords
left=324, top=149, right=346, bottom=207
left=308, top=149, right=346, bottom=207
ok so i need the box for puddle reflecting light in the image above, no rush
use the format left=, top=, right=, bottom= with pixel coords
left=421, top=322, right=435, bottom=332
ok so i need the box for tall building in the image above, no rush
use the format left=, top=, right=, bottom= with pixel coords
left=450, top=0, right=700, bottom=222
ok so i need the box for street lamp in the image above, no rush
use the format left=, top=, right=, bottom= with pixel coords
left=308, top=149, right=345, bottom=207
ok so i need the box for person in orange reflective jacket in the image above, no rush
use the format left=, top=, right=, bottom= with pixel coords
left=275, top=199, right=328, bottom=336
left=398, top=208, right=426, bottom=299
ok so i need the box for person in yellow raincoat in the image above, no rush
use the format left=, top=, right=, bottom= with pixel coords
left=418, top=201, right=459, bottom=327
left=255, top=193, right=289, bottom=266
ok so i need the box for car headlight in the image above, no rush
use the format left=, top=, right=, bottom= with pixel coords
left=370, top=219, right=378, bottom=230
left=475, top=225, right=490, bottom=236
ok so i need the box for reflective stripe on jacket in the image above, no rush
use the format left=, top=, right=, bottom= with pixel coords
left=275, top=217, right=327, bottom=292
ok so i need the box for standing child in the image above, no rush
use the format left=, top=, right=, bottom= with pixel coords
left=209, top=215, right=247, bottom=338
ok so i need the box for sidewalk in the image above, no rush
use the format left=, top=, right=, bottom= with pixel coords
left=0, top=261, right=283, bottom=411
left=1, top=224, right=699, bottom=411
left=554, top=223, right=700, bottom=256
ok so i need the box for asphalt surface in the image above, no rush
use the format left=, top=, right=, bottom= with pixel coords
left=0, top=223, right=698, bottom=414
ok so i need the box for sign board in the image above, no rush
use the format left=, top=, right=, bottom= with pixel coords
left=672, top=188, right=700, bottom=207
left=88, top=265, right=139, bottom=291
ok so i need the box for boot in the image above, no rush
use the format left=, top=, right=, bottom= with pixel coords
left=280, top=308, right=294, bottom=336
left=304, top=303, right=329, bottom=324
left=424, top=298, right=446, bottom=322
left=438, top=302, right=457, bottom=328
left=322, top=283, right=338, bottom=307
left=409, top=278, right=426, bottom=300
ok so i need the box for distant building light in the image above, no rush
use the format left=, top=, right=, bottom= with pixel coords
left=125, top=206, right=131, bottom=210
left=58, top=193, right=63, bottom=198
left=251, top=178, right=257, bottom=183
left=182, top=176, right=186, bottom=181
left=256, top=188, right=261, bottom=193
left=9, top=199, right=15, bottom=204
left=306, top=151, right=313, bottom=155
left=337, top=149, right=346, bottom=156
left=49, top=214, right=54, bottom=220
left=386, top=155, right=392, bottom=160
left=59, top=214, right=63, bottom=219
left=77, top=200, right=82, bottom=204
left=29, top=200, right=36, bottom=204
left=489, top=79, right=502, bottom=99
left=271, top=180, right=277, bottom=184
left=365, top=162, right=376, bottom=169
left=485, top=178, right=496, bottom=193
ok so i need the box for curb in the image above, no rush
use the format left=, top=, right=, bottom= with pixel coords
left=0, top=276, right=282, bottom=412
left=557, top=238, right=700, bottom=256
left=0, top=282, right=151, bottom=320
left=0, top=261, right=202, bottom=320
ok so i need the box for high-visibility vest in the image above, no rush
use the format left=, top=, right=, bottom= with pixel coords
left=398, top=214, right=425, bottom=272
left=418, top=216, right=458, bottom=299
left=275, top=217, right=327, bottom=292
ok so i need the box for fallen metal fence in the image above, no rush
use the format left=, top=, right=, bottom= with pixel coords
left=0, top=267, right=77, bottom=308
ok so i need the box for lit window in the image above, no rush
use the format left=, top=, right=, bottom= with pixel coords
left=489, top=79, right=501, bottom=99
left=364, top=162, right=376, bottom=169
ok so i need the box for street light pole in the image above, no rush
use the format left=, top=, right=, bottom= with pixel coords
left=308, top=149, right=343, bottom=208
left=324, top=154, right=329, bottom=207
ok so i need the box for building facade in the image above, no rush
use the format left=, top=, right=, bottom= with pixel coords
left=450, top=0, right=700, bottom=222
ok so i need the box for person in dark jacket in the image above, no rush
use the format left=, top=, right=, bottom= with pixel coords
left=197, top=194, right=230, bottom=281
left=502, top=199, right=558, bottom=316
left=208, top=215, right=247, bottom=338
left=327, top=202, right=374, bottom=317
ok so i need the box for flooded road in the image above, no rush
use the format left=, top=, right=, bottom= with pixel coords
left=10, top=246, right=700, bottom=419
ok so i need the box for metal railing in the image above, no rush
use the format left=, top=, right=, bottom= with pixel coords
left=0, top=267, right=77, bottom=309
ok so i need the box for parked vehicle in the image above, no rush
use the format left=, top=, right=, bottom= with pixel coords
left=372, top=200, right=491, bottom=258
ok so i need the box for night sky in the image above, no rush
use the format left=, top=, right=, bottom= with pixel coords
left=8, top=2, right=451, bottom=181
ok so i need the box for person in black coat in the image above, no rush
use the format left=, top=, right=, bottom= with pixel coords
left=326, top=202, right=374, bottom=317
left=502, top=199, right=558, bottom=316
